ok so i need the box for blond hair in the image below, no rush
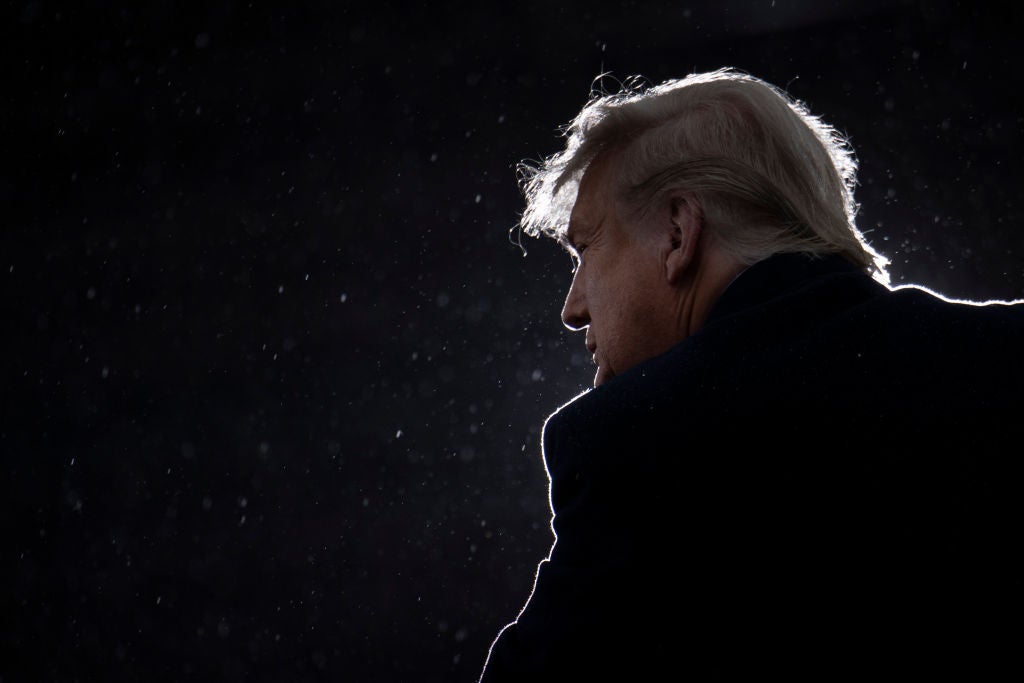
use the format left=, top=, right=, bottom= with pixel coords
left=517, top=68, right=890, bottom=284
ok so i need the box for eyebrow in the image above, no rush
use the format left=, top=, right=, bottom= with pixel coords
left=564, top=220, right=584, bottom=250
left=565, top=223, right=581, bottom=249
left=566, top=212, right=606, bottom=250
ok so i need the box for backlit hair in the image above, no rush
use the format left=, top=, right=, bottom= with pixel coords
left=517, top=68, right=890, bottom=284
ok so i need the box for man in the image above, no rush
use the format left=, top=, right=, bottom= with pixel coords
left=479, top=69, right=1024, bottom=681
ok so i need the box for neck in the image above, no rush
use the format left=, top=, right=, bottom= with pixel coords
left=678, top=241, right=747, bottom=336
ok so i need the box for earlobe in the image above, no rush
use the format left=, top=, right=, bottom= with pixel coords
left=665, top=194, right=702, bottom=285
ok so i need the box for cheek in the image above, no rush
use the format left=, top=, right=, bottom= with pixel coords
left=621, top=281, right=671, bottom=346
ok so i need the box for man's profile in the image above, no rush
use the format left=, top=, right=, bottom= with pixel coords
left=480, top=68, right=1023, bottom=681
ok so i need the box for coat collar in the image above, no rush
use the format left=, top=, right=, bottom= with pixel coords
left=703, top=252, right=867, bottom=327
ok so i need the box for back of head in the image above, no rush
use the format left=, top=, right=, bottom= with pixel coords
left=519, top=68, right=890, bottom=284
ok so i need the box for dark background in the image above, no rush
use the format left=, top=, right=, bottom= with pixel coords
left=5, top=1, right=1024, bottom=681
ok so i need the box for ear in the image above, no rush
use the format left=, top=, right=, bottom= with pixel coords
left=664, top=193, right=703, bottom=285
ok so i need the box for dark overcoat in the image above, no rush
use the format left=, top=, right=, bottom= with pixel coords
left=480, top=252, right=1024, bottom=681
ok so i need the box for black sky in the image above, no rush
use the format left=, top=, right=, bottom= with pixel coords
left=5, top=2, right=1024, bottom=681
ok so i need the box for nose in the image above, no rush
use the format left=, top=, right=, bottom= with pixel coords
left=560, top=269, right=590, bottom=331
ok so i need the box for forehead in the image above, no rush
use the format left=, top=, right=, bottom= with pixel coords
left=566, top=152, right=617, bottom=245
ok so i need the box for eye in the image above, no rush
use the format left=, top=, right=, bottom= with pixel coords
left=570, top=244, right=587, bottom=271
